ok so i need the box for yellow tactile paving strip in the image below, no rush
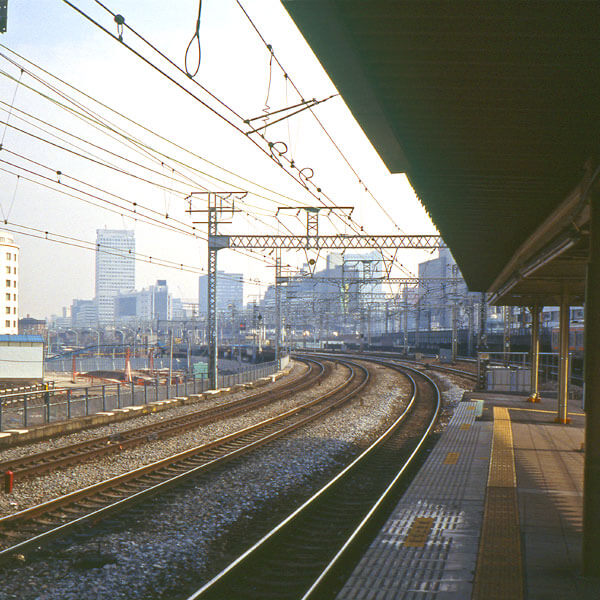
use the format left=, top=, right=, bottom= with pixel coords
left=402, top=517, right=434, bottom=547
left=444, top=451, right=460, bottom=465
left=472, top=407, right=523, bottom=600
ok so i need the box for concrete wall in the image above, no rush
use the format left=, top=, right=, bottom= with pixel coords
left=0, top=341, right=43, bottom=380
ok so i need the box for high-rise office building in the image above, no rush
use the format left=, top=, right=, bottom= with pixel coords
left=198, top=272, right=244, bottom=314
left=95, top=229, right=135, bottom=325
left=0, top=231, right=19, bottom=334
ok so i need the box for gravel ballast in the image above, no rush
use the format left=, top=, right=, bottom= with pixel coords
left=0, top=360, right=461, bottom=600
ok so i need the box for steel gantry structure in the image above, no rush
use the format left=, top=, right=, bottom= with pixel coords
left=210, top=234, right=444, bottom=251
left=196, top=201, right=445, bottom=388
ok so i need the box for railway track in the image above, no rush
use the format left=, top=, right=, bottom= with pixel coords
left=186, top=358, right=441, bottom=600
left=0, top=357, right=369, bottom=560
left=0, top=358, right=324, bottom=481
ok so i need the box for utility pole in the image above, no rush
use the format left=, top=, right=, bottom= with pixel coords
left=207, top=195, right=218, bottom=387
left=503, top=305, right=511, bottom=365
left=403, top=283, right=409, bottom=354
left=275, top=249, right=282, bottom=368
left=478, top=292, right=488, bottom=350
left=451, top=264, right=459, bottom=362
left=168, top=328, right=174, bottom=385
left=187, top=191, right=243, bottom=390
left=452, top=304, right=458, bottom=362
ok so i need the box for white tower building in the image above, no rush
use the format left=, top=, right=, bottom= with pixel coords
left=95, top=229, right=135, bottom=325
left=0, top=231, right=19, bottom=334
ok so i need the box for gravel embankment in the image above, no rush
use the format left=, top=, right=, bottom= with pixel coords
left=0, top=361, right=453, bottom=600
left=0, top=361, right=346, bottom=517
left=0, top=362, right=307, bottom=465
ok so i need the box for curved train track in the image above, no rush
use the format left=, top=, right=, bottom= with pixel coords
left=186, top=357, right=441, bottom=600
left=0, top=358, right=325, bottom=481
left=0, top=357, right=369, bottom=560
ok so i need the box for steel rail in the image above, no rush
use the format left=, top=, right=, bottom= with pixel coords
left=301, top=363, right=442, bottom=599
left=0, top=358, right=368, bottom=560
left=0, top=358, right=322, bottom=480
left=186, top=356, right=441, bottom=600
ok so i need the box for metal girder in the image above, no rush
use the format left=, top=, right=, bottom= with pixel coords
left=207, top=197, right=219, bottom=389
left=210, top=234, right=444, bottom=250
left=277, top=276, right=463, bottom=285
left=275, top=249, right=282, bottom=368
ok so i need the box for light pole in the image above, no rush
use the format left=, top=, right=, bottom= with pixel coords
left=115, top=329, right=125, bottom=347
left=65, top=328, right=79, bottom=347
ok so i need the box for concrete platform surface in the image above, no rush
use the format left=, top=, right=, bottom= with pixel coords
left=337, top=393, right=599, bottom=599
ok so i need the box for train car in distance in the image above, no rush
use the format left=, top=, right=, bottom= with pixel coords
left=551, top=324, right=584, bottom=356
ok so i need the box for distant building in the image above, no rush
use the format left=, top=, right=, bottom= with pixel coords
left=71, top=299, right=98, bottom=328
left=417, top=248, right=476, bottom=330
left=19, top=316, right=46, bottom=336
left=152, top=280, right=170, bottom=321
left=114, top=280, right=172, bottom=323
left=198, top=272, right=244, bottom=314
left=0, top=231, right=19, bottom=335
left=171, top=297, right=185, bottom=320
left=95, top=229, right=135, bottom=325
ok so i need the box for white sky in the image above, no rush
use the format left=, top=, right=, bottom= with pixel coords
left=0, top=0, right=437, bottom=319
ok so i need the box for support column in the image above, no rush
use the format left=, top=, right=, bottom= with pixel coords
left=207, top=194, right=218, bottom=390
left=478, top=292, right=488, bottom=350
left=275, top=249, right=282, bottom=369
left=503, top=305, right=511, bottom=366
left=556, top=290, right=570, bottom=424
left=403, top=284, right=408, bottom=355
left=451, top=302, right=458, bottom=362
left=584, top=189, right=600, bottom=576
left=528, top=305, right=542, bottom=403
left=468, top=299, right=474, bottom=357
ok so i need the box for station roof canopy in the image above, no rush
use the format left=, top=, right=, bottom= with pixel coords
left=282, top=1, right=600, bottom=305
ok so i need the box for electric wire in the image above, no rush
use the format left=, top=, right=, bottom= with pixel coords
left=233, top=0, right=419, bottom=277
left=0, top=220, right=271, bottom=286
left=2, top=17, right=417, bottom=279
left=0, top=66, right=301, bottom=240
left=56, top=2, right=360, bottom=221
left=234, top=0, right=406, bottom=234
left=0, top=156, right=199, bottom=237
left=0, top=49, right=309, bottom=209
left=1, top=220, right=203, bottom=273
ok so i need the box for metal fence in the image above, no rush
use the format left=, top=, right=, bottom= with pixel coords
left=478, top=351, right=581, bottom=398
left=0, top=360, right=280, bottom=432
left=44, top=355, right=253, bottom=374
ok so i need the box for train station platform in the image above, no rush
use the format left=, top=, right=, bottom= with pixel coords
left=337, top=393, right=598, bottom=599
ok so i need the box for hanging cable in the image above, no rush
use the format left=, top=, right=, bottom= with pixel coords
left=184, top=0, right=202, bottom=78
left=0, top=67, right=22, bottom=147
left=0, top=46, right=307, bottom=208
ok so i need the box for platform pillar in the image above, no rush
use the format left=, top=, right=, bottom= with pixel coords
left=527, top=305, right=542, bottom=402
left=556, top=291, right=570, bottom=424
left=583, top=188, right=600, bottom=577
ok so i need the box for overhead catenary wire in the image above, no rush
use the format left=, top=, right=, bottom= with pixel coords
left=0, top=156, right=200, bottom=238
left=3, top=13, right=418, bottom=281
left=4, top=12, right=412, bottom=272
left=234, top=0, right=407, bottom=235
left=0, top=48, right=310, bottom=209
left=0, top=38, right=361, bottom=254
left=0, top=220, right=272, bottom=286
left=1, top=220, right=203, bottom=273
left=64, top=5, right=403, bottom=277
left=233, top=0, right=418, bottom=278
left=56, top=2, right=362, bottom=223
left=0, top=163, right=277, bottom=269
left=0, top=62, right=300, bottom=243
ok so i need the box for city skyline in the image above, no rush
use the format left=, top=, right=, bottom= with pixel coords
left=1, top=1, right=437, bottom=320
